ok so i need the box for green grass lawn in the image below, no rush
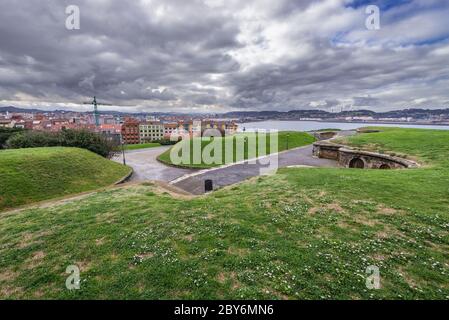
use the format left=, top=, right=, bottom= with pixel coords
left=158, top=131, right=316, bottom=169
left=0, top=128, right=448, bottom=299
left=0, top=147, right=131, bottom=211
left=124, top=143, right=161, bottom=151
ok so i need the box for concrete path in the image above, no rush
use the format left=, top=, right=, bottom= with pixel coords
left=170, top=144, right=337, bottom=194
left=171, top=130, right=356, bottom=194
left=112, top=146, right=195, bottom=182
left=114, top=130, right=355, bottom=194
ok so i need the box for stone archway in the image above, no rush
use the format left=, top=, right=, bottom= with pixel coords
left=379, top=164, right=391, bottom=169
left=349, top=158, right=365, bottom=169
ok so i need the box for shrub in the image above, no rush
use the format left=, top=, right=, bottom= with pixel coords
left=60, top=129, right=119, bottom=158
left=158, top=138, right=178, bottom=145
left=5, top=129, right=120, bottom=158
left=5, top=130, right=61, bottom=149
left=0, top=127, right=25, bottom=149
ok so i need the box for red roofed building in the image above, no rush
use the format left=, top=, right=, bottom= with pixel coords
left=96, top=124, right=122, bottom=135
left=121, top=118, right=140, bottom=144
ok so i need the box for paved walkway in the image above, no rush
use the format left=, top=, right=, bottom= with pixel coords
left=171, top=144, right=337, bottom=194
left=115, top=130, right=355, bottom=194
left=112, top=146, right=195, bottom=182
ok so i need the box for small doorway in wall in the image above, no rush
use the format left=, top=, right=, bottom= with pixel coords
left=349, top=158, right=365, bottom=169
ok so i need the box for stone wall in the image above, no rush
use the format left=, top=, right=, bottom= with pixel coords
left=313, top=141, right=418, bottom=169
left=338, top=148, right=417, bottom=169
left=313, top=131, right=338, bottom=141
left=312, top=141, right=342, bottom=160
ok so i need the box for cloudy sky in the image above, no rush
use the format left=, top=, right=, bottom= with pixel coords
left=0, top=0, right=448, bottom=113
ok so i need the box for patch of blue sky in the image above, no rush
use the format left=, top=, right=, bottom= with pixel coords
left=413, top=36, right=449, bottom=46
left=329, top=31, right=351, bottom=46
left=346, top=0, right=413, bottom=10
left=334, top=1, right=449, bottom=47
left=347, top=0, right=448, bottom=13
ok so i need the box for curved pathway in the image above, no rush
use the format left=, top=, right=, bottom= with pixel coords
left=112, top=146, right=195, bottom=182
left=114, top=130, right=356, bottom=194
left=171, top=144, right=335, bottom=194
left=171, top=130, right=356, bottom=194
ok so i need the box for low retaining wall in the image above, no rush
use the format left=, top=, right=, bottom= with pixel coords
left=312, top=131, right=338, bottom=141
left=338, top=148, right=418, bottom=169
left=312, top=141, right=343, bottom=160
left=313, top=141, right=418, bottom=169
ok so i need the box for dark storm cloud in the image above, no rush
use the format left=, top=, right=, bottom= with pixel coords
left=0, top=0, right=448, bottom=112
left=0, top=0, right=241, bottom=110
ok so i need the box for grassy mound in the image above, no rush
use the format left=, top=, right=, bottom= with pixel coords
left=336, top=126, right=449, bottom=166
left=0, top=128, right=448, bottom=299
left=0, top=147, right=131, bottom=211
left=158, top=131, right=316, bottom=169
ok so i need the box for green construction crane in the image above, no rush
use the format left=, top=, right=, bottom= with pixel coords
left=83, top=96, right=112, bottom=127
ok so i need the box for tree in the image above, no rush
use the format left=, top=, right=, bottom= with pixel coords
left=5, top=129, right=120, bottom=158
left=5, top=130, right=60, bottom=149
left=0, top=127, right=24, bottom=149
left=60, top=129, right=119, bottom=158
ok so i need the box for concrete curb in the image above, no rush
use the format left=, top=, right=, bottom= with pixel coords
left=114, top=168, right=134, bottom=185
left=156, top=154, right=203, bottom=170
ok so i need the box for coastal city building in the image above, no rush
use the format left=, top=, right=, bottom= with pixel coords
left=121, top=118, right=140, bottom=145
left=0, top=119, right=13, bottom=128
left=139, top=121, right=164, bottom=142
left=163, top=122, right=179, bottom=139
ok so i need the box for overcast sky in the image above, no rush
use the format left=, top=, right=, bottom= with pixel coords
left=0, top=0, right=448, bottom=113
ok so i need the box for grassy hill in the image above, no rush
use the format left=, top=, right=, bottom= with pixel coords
left=0, top=147, right=131, bottom=211
left=0, top=128, right=448, bottom=299
left=158, top=131, right=316, bottom=169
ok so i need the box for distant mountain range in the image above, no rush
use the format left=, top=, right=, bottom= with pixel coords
left=1, top=105, right=449, bottom=120
left=0, top=106, right=185, bottom=117
left=0, top=106, right=50, bottom=114
left=221, top=108, right=449, bottom=120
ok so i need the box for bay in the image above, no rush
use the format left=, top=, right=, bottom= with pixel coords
left=238, top=120, right=449, bottom=132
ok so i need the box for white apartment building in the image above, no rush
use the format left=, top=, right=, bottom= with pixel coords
left=139, top=121, right=164, bottom=142
left=163, top=122, right=179, bottom=138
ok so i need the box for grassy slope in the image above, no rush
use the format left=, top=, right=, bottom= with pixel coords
left=0, top=128, right=448, bottom=299
left=0, top=147, right=131, bottom=211
left=124, top=143, right=161, bottom=151
left=158, top=131, right=316, bottom=169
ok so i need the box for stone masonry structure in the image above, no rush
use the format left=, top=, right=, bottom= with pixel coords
left=313, top=141, right=418, bottom=169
